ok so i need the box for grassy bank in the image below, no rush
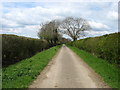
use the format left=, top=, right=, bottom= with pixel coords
left=68, top=46, right=119, bottom=88
left=2, top=45, right=61, bottom=88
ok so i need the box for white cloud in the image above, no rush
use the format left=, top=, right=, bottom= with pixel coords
left=2, top=25, right=39, bottom=38
left=1, top=2, right=118, bottom=38
left=2, top=28, right=22, bottom=33
left=0, top=30, right=2, bottom=34
left=1, top=18, right=20, bottom=27
left=0, top=0, right=119, bottom=3
left=24, top=25, right=40, bottom=31
left=8, top=29, right=22, bottom=33
left=107, top=11, right=118, bottom=20
left=2, top=6, right=68, bottom=27
left=86, top=30, right=114, bottom=37
left=88, top=21, right=110, bottom=30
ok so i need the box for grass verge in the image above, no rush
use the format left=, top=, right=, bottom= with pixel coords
left=2, top=45, right=61, bottom=88
left=68, top=46, right=119, bottom=88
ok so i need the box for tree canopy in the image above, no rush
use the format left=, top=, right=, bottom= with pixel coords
left=60, top=17, right=91, bottom=41
left=38, top=17, right=91, bottom=42
left=38, top=20, right=61, bottom=44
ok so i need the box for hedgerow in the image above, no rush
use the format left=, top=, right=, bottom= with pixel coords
left=67, top=33, right=119, bottom=65
left=2, top=34, right=50, bottom=67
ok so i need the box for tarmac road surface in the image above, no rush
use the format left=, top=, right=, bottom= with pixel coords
left=29, top=45, right=109, bottom=88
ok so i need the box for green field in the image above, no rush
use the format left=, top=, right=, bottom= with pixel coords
left=68, top=46, right=119, bottom=88
left=2, top=45, right=61, bottom=88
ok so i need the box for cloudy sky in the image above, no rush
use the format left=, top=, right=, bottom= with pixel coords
left=0, top=1, right=118, bottom=39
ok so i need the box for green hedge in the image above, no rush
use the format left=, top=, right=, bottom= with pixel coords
left=2, top=34, right=50, bottom=67
left=67, top=33, right=119, bottom=65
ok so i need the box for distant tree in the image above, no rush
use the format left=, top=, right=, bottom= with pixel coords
left=38, top=20, right=61, bottom=44
left=58, top=37, right=71, bottom=44
left=60, top=17, right=91, bottom=41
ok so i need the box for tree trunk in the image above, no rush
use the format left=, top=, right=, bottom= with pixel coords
left=73, top=38, right=77, bottom=41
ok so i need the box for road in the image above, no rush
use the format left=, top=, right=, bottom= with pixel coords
left=29, top=45, right=109, bottom=88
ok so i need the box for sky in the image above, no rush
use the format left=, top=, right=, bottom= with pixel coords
left=0, top=1, right=118, bottom=39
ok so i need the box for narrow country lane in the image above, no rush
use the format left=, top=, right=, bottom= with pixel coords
left=29, top=45, right=109, bottom=88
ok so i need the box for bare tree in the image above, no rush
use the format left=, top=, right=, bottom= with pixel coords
left=60, top=17, right=91, bottom=41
